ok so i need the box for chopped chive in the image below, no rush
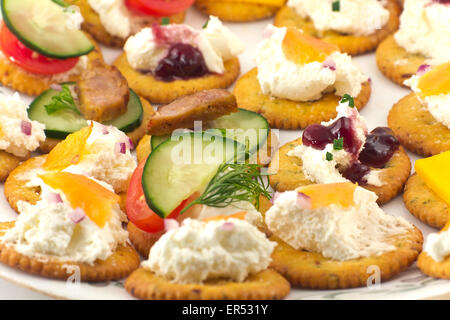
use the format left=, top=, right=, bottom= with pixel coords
left=326, top=152, right=334, bottom=161
left=333, top=138, right=344, bottom=150
left=332, top=0, right=340, bottom=11
left=340, top=94, right=355, bottom=107
left=202, top=20, right=209, bottom=29
left=161, top=17, right=170, bottom=25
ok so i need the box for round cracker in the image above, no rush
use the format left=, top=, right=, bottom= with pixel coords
left=128, top=222, right=161, bottom=258
left=268, top=138, right=411, bottom=205
left=125, top=268, right=290, bottom=300
left=403, top=173, right=450, bottom=229
left=66, top=0, right=185, bottom=48
left=233, top=69, right=371, bottom=130
left=376, top=35, right=426, bottom=87
left=194, top=0, right=279, bottom=22
left=0, top=151, right=25, bottom=182
left=417, top=251, right=450, bottom=279
left=4, top=155, right=127, bottom=214
left=269, top=226, right=423, bottom=289
left=274, top=0, right=401, bottom=55
left=388, top=93, right=450, bottom=157
left=0, top=221, right=139, bottom=282
left=0, top=34, right=103, bottom=96
left=114, top=53, right=241, bottom=104
left=38, top=96, right=155, bottom=153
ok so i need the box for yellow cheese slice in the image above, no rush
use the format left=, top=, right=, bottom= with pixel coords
left=296, top=182, right=356, bottom=209
left=417, top=61, right=450, bottom=97
left=415, top=150, right=450, bottom=206
left=218, top=0, right=286, bottom=7
left=282, top=27, right=339, bottom=65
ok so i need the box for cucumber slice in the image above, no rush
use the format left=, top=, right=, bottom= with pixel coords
left=151, top=109, right=269, bottom=155
left=28, top=85, right=143, bottom=139
left=1, top=0, right=94, bottom=59
left=143, top=132, right=247, bottom=217
left=211, top=109, right=269, bottom=155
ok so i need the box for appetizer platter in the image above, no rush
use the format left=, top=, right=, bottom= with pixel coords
left=0, top=0, right=449, bottom=300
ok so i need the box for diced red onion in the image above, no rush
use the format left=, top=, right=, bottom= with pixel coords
left=46, top=192, right=63, bottom=204
left=127, top=138, right=134, bottom=150
left=21, top=120, right=32, bottom=136
left=115, top=142, right=127, bottom=154
left=164, top=219, right=179, bottom=231
left=297, top=192, right=312, bottom=209
left=102, top=127, right=109, bottom=135
left=50, top=84, right=62, bottom=91
left=69, top=208, right=86, bottom=224
left=417, top=64, right=431, bottom=76
left=222, top=222, right=234, bottom=231
left=270, top=191, right=281, bottom=204
left=322, top=58, right=336, bottom=71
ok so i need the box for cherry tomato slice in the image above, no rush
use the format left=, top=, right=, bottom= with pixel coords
left=126, top=159, right=188, bottom=233
left=0, top=24, right=79, bottom=75
left=125, top=0, right=195, bottom=17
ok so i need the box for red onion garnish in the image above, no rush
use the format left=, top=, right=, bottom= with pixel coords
left=322, top=58, right=336, bottom=71
left=297, top=192, right=312, bottom=209
left=222, top=222, right=234, bottom=231
left=21, top=120, right=32, bottom=136
left=50, top=84, right=62, bottom=91
left=270, top=191, right=281, bottom=204
left=102, top=127, right=109, bottom=135
left=417, top=64, right=431, bottom=76
left=69, top=208, right=86, bottom=224
left=46, top=192, right=63, bottom=204
left=115, top=142, right=127, bottom=154
left=164, top=219, right=179, bottom=231
left=127, top=138, right=134, bottom=150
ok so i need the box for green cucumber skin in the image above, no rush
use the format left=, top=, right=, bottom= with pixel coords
left=1, top=0, right=94, bottom=59
left=150, top=109, right=270, bottom=154
left=28, top=86, right=143, bottom=139
left=142, top=133, right=247, bottom=217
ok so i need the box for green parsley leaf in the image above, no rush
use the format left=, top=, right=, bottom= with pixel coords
left=44, top=85, right=81, bottom=116
left=340, top=94, right=355, bottom=107
left=161, top=17, right=170, bottom=25
left=203, top=20, right=210, bottom=29
left=51, top=0, right=69, bottom=7
left=332, top=0, right=340, bottom=11
left=333, top=138, right=344, bottom=150
left=326, top=152, right=334, bottom=161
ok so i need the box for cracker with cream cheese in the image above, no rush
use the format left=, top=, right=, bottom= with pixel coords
left=403, top=174, right=450, bottom=229
left=274, top=0, right=401, bottom=56
left=418, top=251, right=450, bottom=280
left=4, top=156, right=127, bottom=214
left=388, top=93, right=450, bottom=157
left=125, top=268, right=290, bottom=300
left=194, top=0, right=281, bottom=22
left=0, top=221, right=140, bottom=282
left=38, top=97, right=155, bottom=154
left=114, top=54, right=241, bottom=104
left=66, top=0, right=185, bottom=48
left=233, top=68, right=371, bottom=130
left=268, top=138, right=411, bottom=205
left=376, top=35, right=426, bottom=87
left=0, top=34, right=103, bottom=96
left=269, top=229, right=423, bottom=289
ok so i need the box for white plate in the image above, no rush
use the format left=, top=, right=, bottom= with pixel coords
left=0, top=8, right=448, bottom=300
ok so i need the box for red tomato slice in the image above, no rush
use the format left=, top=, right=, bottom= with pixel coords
left=126, top=159, right=188, bottom=233
left=0, top=24, right=79, bottom=75
left=125, top=0, right=195, bottom=17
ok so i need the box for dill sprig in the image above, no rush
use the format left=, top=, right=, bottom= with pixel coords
left=180, top=163, right=272, bottom=214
